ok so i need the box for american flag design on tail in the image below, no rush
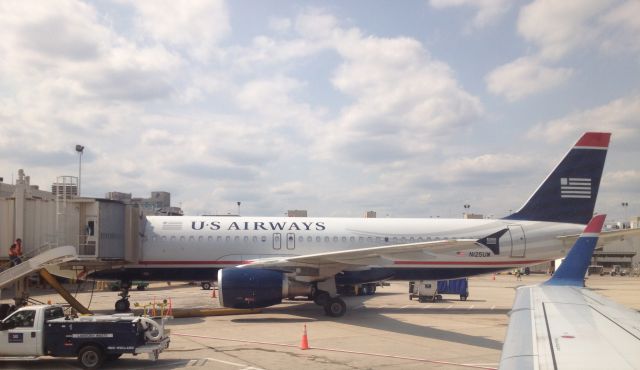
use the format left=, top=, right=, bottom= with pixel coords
left=560, top=177, right=591, bottom=199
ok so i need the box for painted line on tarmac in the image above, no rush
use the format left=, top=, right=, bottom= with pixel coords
left=204, top=357, right=265, bottom=369
left=468, top=305, right=475, bottom=310
left=173, top=333, right=497, bottom=370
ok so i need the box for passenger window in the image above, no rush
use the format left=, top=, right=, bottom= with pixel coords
left=208, top=236, right=213, bottom=241
left=307, top=236, right=313, bottom=242
left=367, top=237, right=373, bottom=242
left=217, top=236, right=222, bottom=241
left=325, top=236, right=330, bottom=242
left=161, top=236, right=167, bottom=241
left=359, top=237, right=364, bottom=242
left=261, top=236, right=267, bottom=242
left=253, top=236, right=258, bottom=242
left=234, top=236, right=240, bottom=242
left=299, top=236, right=304, bottom=242
left=316, top=236, right=321, bottom=242
left=350, top=236, right=355, bottom=242
left=341, top=237, right=347, bottom=242
left=375, top=237, right=381, bottom=242
left=333, top=236, right=339, bottom=242
left=170, top=236, right=176, bottom=242
left=244, top=236, right=249, bottom=242
left=180, top=236, right=186, bottom=242
left=198, top=236, right=203, bottom=242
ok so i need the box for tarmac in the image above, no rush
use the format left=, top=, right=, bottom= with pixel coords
left=1, top=273, right=639, bottom=369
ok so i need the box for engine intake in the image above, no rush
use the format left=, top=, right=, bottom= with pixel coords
left=218, top=268, right=311, bottom=309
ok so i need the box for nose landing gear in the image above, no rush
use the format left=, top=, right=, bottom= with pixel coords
left=114, top=281, right=131, bottom=312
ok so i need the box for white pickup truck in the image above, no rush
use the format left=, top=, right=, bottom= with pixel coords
left=0, top=305, right=169, bottom=369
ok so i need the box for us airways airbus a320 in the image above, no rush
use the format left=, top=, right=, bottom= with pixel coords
left=58, top=132, right=611, bottom=316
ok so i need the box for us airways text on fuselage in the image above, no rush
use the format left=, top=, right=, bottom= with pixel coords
left=191, top=221, right=327, bottom=232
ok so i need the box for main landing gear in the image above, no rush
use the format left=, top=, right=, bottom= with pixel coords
left=114, top=281, right=131, bottom=312
left=313, top=279, right=347, bottom=317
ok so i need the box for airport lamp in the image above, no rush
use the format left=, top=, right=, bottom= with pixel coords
left=75, top=145, right=84, bottom=196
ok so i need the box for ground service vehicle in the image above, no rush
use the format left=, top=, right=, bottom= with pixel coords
left=0, top=305, right=169, bottom=369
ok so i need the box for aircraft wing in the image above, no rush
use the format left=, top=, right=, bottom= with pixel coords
left=500, top=215, right=640, bottom=370
left=241, top=238, right=480, bottom=269
left=558, top=227, right=640, bottom=247
left=500, top=284, right=640, bottom=370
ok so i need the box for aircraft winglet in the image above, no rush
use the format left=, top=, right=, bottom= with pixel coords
left=545, top=214, right=606, bottom=286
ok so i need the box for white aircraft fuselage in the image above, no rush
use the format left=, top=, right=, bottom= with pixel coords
left=84, top=216, right=582, bottom=283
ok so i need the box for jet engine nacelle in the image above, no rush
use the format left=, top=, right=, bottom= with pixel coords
left=217, top=268, right=312, bottom=309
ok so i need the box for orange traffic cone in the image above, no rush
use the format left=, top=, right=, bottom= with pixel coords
left=211, top=288, right=217, bottom=298
left=300, top=324, right=310, bottom=350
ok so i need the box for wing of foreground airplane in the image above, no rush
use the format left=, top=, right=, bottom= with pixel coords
left=499, top=215, right=640, bottom=370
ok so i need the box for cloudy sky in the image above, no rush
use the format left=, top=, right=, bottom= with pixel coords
left=1, top=0, right=638, bottom=220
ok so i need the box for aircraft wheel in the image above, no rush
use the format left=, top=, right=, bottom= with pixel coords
left=324, top=297, right=346, bottom=317
left=115, top=299, right=130, bottom=312
left=313, top=291, right=330, bottom=306
left=201, top=282, right=211, bottom=290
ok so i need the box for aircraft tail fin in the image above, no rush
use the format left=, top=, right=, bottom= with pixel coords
left=545, top=214, right=606, bottom=286
left=504, top=132, right=610, bottom=225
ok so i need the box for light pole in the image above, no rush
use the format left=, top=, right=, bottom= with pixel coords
left=463, top=204, right=470, bottom=218
left=75, top=145, right=84, bottom=196
left=621, top=202, right=629, bottom=228
left=237, top=201, right=241, bottom=216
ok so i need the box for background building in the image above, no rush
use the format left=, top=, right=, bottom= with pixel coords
left=106, top=190, right=182, bottom=216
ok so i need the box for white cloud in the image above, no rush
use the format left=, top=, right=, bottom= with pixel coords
left=429, top=0, right=512, bottom=29
left=518, top=0, right=613, bottom=61
left=598, top=0, right=640, bottom=54
left=296, top=12, right=483, bottom=163
left=438, top=154, right=532, bottom=183
left=486, top=56, right=573, bottom=101
left=127, top=0, right=230, bottom=61
left=485, top=0, right=640, bottom=101
left=527, top=94, right=640, bottom=143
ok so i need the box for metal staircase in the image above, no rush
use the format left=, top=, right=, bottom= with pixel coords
left=0, top=245, right=77, bottom=289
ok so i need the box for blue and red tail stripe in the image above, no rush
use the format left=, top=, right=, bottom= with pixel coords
left=545, top=214, right=606, bottom=286
left=504, top=132, right=610, bottom=225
